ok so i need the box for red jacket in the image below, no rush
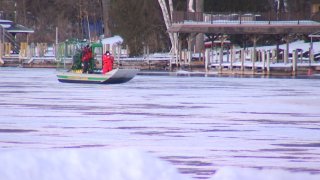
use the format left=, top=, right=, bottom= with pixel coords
left=102, top=54, right=114, bottom=74
left=82, top=48, right=92, bottom=62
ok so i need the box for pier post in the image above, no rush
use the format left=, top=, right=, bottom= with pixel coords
left=252, top=49, right=255, bottom=73
left=215, top=47, right=219, bottom=63
left=210, top=49, right=214, bottom=65
left=272, top=49, right=276, bottom=64
left=188, top=50, right=192, bottom=65
left=169, top=57, right=172, bottom=71
left=0, top=43, right=3, bottom=65
left=230, top=46, right=234, bottom=71
left=55, top=27, right=58, bottom=59
left=262, top=50, right=266, bottom=73
left=118, top=44, right=122, bottom=65
left=310, top=38, right=314, bottom=63
left=310, top=48, right=314, bottom=64
left=241, top=49, right=245, bottom=71
left=0, top=27, right=3, bottom=65
left=176, top=39, right=182, bottom=67
left=266, top=50, right=270, bottom=74
left=285, top=40, right=289, bottom=64
left=181, top=50, right=185, bottom=65
left=292, top=50, right=297, bottom=75
left=4, top=43, right=11, bottom=56
left=282, top=35, right=292, bottom=64
left=252, top=35, right=257, bottom=73
left=226, top=46, right=230, bottom=63
left=219, top=46, right=223, bottom=72
left=205, top=49, right=209, bottom=73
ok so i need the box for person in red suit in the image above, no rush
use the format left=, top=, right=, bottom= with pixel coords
left=102, top=51, right=114, bottom=74
left=82, top=45, right=92, bottom=73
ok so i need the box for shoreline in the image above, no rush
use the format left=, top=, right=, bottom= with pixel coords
left=1, top=56, right=320, bottom=78
left=1, top=65, right=319, bottom=79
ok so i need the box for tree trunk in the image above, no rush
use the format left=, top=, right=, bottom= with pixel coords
left=101, top=0, right=111, bottom=37
left=158, top=0, right=174, bottom=48
left=188, top=0, right=195, bottom=12
left=168, top=0, right=178, bottom=54
left=195, top=0, right=204, bottom=53
left=168, top=0, right=174, bottom=19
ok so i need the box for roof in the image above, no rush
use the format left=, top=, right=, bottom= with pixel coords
left=0, top=19, right=13, bottom=28
left=6, top=24, right=34, bottom=33
left=168, top=21, right=320, bottom=35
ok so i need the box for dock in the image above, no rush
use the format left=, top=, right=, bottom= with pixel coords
left=1, top=50, right=320, bottom=76
left=166, top=11, right=320, bottom=76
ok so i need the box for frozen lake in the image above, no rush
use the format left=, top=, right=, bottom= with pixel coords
left=0, top=67, right=320, bottom=179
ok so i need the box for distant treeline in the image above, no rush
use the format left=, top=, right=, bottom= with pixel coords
left=0, top=0, right=314, bottom=56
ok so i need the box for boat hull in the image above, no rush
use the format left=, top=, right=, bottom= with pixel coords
left=57, top=69, right=139, bottom=84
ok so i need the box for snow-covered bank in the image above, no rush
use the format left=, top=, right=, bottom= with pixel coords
left=1, top=148, right=320, bottom=180
left=210, top=167, right=320, bottom=180
left=0, top=149, right=190, bottom=180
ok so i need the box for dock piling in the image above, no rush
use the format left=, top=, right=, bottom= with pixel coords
left=205, top=49, right=209, bottom=72
left=230, top=46, right=234, bottom=71
left=310, top=48, right=314, bottom=64
left=266, top=50, right=271, bottom=74
left=252, top=49, right=255, bottom=73
left=241, top=49, right=245, bottom=71
left=292, top=50, right=297, bottom=75
left=262, top=50, right=266, bottom=73
left=0, top=43, right=3, bottom=65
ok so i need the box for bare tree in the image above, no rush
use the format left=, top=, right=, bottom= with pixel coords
left=110, top=0, right=168, bottom=56
left=188, top=0, right=195, bottom=12
left=168, top=0, right=174, bottom=18
left=195, top=0, right=204, bottom=53
left=101, top=0, right=111, bottom=37
left=158, top=0, right=174, bottom=48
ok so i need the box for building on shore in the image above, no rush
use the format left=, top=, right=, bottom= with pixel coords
left=167, top=0, right=320, bottom=76
left=0, top=19, right=34, bottom=66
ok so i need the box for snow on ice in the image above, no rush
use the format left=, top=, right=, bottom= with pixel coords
left=0, top=148, right=320, bottom=180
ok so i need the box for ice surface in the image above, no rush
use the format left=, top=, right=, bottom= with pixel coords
left=1, top=67, right=320, bottom=179
left=211, top=167, right=320, bottom=180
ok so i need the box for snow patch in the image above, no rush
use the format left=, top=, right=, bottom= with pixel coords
left=210, top=167, right=320, bottom=180
left=101, top=35, right=123, bottom=45
left=0, top=148, right=190, bottom=180
left=255, top=40, right=320, bottom=53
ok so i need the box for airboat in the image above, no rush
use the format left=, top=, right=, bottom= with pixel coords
left=56, top=41, right=139, bottom=84
left=57, top=68, right=139, bottom=84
